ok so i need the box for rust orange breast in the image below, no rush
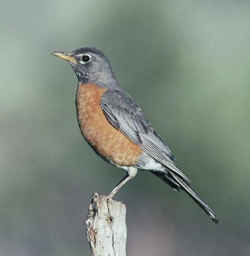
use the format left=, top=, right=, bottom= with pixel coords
left=76, top=83, right=142, bottom=166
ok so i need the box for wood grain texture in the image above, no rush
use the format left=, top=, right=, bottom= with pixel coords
left=86, top=193, right=127, bottom=256
left=76, top=83, right=142, bottom=166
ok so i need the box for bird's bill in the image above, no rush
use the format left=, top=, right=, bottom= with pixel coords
left=52, top=51, right=77, bottom=64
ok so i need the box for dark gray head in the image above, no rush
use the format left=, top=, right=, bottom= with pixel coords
left=52, top=47, right=119, bottom=89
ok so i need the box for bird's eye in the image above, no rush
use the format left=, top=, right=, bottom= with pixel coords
left=80, top=54, right=91, bottom=63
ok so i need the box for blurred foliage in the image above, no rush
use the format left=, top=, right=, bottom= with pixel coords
left=1, top=0, right=250, bottom=255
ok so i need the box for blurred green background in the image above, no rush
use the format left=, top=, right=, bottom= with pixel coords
left=1, top=0, right=250, bottom=255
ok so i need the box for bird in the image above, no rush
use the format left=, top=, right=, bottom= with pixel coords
left=52, top=47, right=218, bottom=223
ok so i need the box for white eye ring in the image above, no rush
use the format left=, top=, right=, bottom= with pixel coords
left=79, top=54, right=91, bottom=64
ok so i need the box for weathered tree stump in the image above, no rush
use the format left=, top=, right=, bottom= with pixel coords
left=86, top=193, right=127, bottom=256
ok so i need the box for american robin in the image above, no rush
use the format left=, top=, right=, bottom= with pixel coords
left=52, top=47, right=218, bottom=223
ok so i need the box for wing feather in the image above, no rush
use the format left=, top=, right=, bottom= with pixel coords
left=101, top=89, right=190, bottom=183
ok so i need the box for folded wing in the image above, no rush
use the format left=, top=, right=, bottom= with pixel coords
left=101, top=89, right=189, bottom=183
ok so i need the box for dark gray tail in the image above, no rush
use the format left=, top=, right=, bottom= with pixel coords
left=152, top=171, right=218, bottom=223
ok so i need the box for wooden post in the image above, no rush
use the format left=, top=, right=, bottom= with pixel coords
left=86, top=193, right=127, bottom=256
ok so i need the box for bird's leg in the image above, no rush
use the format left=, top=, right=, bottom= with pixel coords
left=108, top=167, right=138, bottom=199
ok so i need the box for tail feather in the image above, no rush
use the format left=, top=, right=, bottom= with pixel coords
left=152, top=171, right=181, bottom=190
left=153, top=171, right=218, bottom=223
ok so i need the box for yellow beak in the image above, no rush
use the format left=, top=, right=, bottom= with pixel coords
left=52, top=51, right=77, bottom=64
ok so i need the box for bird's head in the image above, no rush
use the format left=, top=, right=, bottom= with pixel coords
left=52, top=47, right=118, bottom=88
